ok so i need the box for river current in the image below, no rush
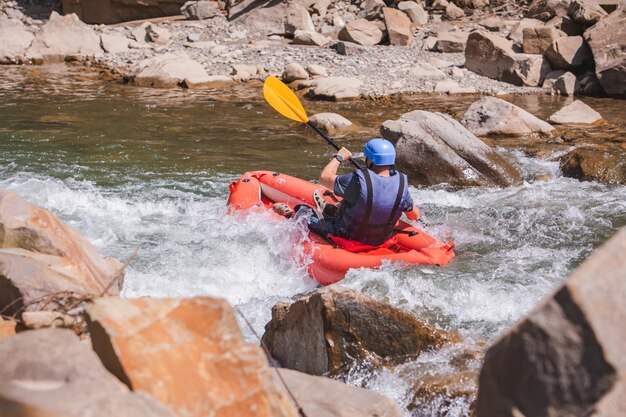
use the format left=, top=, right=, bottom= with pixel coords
left=1, top=66, right=625, bottom=416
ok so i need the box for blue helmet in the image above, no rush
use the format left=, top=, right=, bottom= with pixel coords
left=363, top=138, right=396, bottom=166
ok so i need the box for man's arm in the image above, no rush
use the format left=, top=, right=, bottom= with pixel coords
left=320, top=147, right=352, bottom=189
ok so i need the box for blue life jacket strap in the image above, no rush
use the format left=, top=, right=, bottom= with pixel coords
left=360, top=168, right=374, bottom=227
left=385, top=173, right=405, bottom=233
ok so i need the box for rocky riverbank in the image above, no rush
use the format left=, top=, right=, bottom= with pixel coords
left=1, top=0, right=625, bottom=99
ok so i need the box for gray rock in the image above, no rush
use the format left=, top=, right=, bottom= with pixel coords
left=578, top=71, right=605, bottom=95
left=146, top=24, right=171, bottom=45
left=338, top=18, right=383, bottom=46
left=131, top=53, right=212, bottom=88
left=285, top=3, right=315, bottom=36
left=0, top=16, right=34, bottom=64
left=435, top=31, right=469, bottom=52
left=462, top=97, right=555, bottom=136
left=475, top=227, right=626, bottom=416
left=410, top=62, right=446, bottom=77
left=280, top=368, right=403, bottom=417
left=282, top=63, right=309, bottom=83
left=309, top=112, right=353, bottom=134
left=584, top=4, right=626, bottom=96
left=552, top=71, right=580, bottom=95
left=181, top=1, right=220, bottom=20
left=0, top=328, right=175, bottom=417
left=130, top=23, right=149, bottom=43
left=292, top=29, right=331, bottom=46
left=381, top=110, right=523, bottom=187
left=334, top=40, right=368, bottom=55
left=434, top=80, right=460, bottom=93
left=306, top=64, right=328, bottom=77
left=262, top=287, right=460, bottom=375
left=547, top=100, right=603, bottom=124
left=230, top=63, right=258, bottom=81
left=445, top=2, right=465, bottom=19
left=526, top=0, right=572, bottom=21
left=545, top=35, right=592, bottom=69
left=305, top=76, right=363, bottom=100
left=542, top=69, right=567, bottom=89
left=397, top=1, right=428, bottom=25
left=187, top=32, right=201, bottom=42
left=100, top=33, right=130, bottom=54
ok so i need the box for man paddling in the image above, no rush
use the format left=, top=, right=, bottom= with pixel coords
left=310, top=138, right=419, bottom=246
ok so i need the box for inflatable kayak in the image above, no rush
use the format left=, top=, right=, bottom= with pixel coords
left=227, top=171, right=455, bottom=285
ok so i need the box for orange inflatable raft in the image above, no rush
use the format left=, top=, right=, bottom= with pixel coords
left=227, top=171, right=455, bottom=285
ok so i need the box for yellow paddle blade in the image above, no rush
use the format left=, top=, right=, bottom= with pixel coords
left=263, top=76, right=309, bottom=123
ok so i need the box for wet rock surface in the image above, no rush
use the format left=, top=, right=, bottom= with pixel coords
left=475, top=227, right=626, bottom=417
left=560, top=145, right=626, bottom=184
left=381, top=110, right=523, bottom=187
left=261, top=286, right=460, bottom=376
left=0, top=328, right=176, bottom=417
left=547, top=99, right=603, bottom=124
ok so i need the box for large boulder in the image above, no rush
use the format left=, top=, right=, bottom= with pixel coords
left=584, top=4, right=626, bottom=96
left=383, top=7, right=413, bottom=46
left=547, top=99, right=603, bottom=124
left=380, top=110, right=523, bottom=187
left=261, top=287, right=460, bottom=376
left=522, top=26, right=565, bottom=54
left=0, top=17, right=34, bottom=64
left=508, top=18, right=545, bottom=44
left=27, top=12, right=103, bottom=63
left=338, top=18, right=384, bottom=46
left=568, top=0, right=608, bottom=25
left=0, top=328, right=175, bottom=417
left=279, top=369, right=403, bottom=417
left=86, top=297, right=300, bottom=417
left=560, top=146, right=626, bottom=184
left=62, top=0, right=189, bottom=24
left=462, top=97, right=555, bottom=137
left=545, top=35, right=593, bottom=69
left=227, top=0, right=313, bottom=36
left=475, top=226, right=626, bottom=417
left=309, top=112, right=354, bottom=135
left=304, top=76, right=363, bottom=101
left=526, top=0, right=572, bottom=21
left=465, top=31, right=551, bottom=87
left=130, top=53, right=211, bottom=88
left=0, top=190, right=123, bottom=316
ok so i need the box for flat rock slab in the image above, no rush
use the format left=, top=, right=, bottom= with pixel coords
left=305, top=76, right=363, bottom=100
left=0, top=328, right=175, bottom=417
left=262, top=286, right=460, bottom=376
left=548, top=100, right=603, bottom=124
left=462, top=96, right=555, bottom=136
left=86, top=297, right=300, bottom=417
left=130, top=52, right=211, bottom=88
left=476, top=227, right=626, bottom=416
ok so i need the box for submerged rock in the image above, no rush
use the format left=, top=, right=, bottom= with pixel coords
left=560, top=146, right=626, bottom=184
left=0, top=328, right=175, bottom=417
left=309, top=112, right=353, bottom=135
left=262, top=287, right=459, bottom=376
left=462, top=97, right=555, bottom=137
left=27, top=12, right=103, bottom=63
left=87, top=297, right=300, bottom=417
left=130, top=53, right=211, bottom=88
left=584, top=4, right=626, bottom=96
left=0, top=190, right=123, bottom=315
left=475, top=226, right=626, bottom=416
left=279, top=368, right=403, bottom=417
left=547, top=100, right=603, bottom=124
left=381, top=110, right=523, bottom=187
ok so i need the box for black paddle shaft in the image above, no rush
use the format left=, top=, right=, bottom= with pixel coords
left=307, top=121, right=363, bottom=170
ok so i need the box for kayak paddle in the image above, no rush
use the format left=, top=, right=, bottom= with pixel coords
left=263, top=76, right=362, bottom=169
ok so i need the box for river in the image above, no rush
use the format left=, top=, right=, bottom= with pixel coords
left=1, top=65, right=625, bottom=416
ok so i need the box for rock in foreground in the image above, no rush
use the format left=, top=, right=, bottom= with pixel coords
left=462, top=97, right=555, bottom=137
left=280, top=368, right=403, bottom=417
left=476, top=227, right=626, bottom=417
left=0, top=190, right=123, bottom=315
left=0, top=328, right=175, bottom=417
left=547, top=100, right=603, bottom=124
left=87, top=297, right=300, bottom=417
left=261, top=286, right=460, bottom=376
left=381, top=110, right=523, bottom=187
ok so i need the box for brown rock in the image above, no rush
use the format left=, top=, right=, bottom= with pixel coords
left=584, top=3, right=626, bottom=96
left=63, top=0, right=189, bottom=24
left=0, top=318, right=15, bottom=340
left=284, top=3, right=315, bottom=36
left=181, top=0, right=220, bottom=20
left=465, top=31, right=551, bottom=87
left=381, top=110, right=523, bottom=187
left=475, top=226, right=626, bottom=416
left=397, top=1, right=428, bottom=25
left=545, top=35, right=592, bottom=69
left=435, top=31, right=469, bottom=52
left=26, top=12, right=103, bottom=63
left=383, top=7, right=413, bottom=46
left=508, top=18, right=545, bottom=44
left=86, top=297, right=299, bottom=417
left=279, top=368, right=403, bottom=417
left=292, top=29, right=331, bottom=46
left=545, top=15, right=584, bottom=35
left=552, top=70, right=580, bottom=95
left=560, top=146, right=626, bottom=184
left=0, top=328, right=176, bottom=417
left=522, top=26, right=565, bottom=54
left=309, top=113, right=354, bottom=135
left=0, top=190, right=123, bottom=316
left=262, top=287, right=460, bottom=376
left=547, top=100, right=603, bottom=124
left=462, top=97, right=555, bottom=137
left=338, top=18, right=384, bottom=46
left=526, top=0, right=572, bottom=21
left=445, top=2, right=465, bottom=19
left=282, top=62, right=309, bottom=83
left=568, top=0, right=608, bottom=25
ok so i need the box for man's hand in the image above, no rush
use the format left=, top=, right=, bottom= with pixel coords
left=337, top=147, right=352, bottom=162
left=406, top=205, right=420, bottom=221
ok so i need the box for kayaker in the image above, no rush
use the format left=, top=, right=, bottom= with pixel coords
left=311, top=138, right=420, bottom=246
